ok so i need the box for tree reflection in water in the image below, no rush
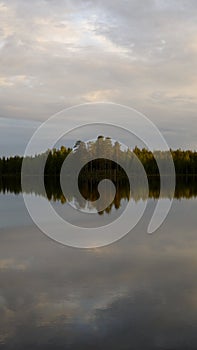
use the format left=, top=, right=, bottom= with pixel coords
left=0, top=174, right=197, bottom=215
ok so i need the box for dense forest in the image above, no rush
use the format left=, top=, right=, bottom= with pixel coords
left=0, top=136, right=197, bottom=177
left=0, top=136, right=197, bottom=212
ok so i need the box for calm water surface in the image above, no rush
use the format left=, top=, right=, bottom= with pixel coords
left=0, top=182, right=197, bottom=349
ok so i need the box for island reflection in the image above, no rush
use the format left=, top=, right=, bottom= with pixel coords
left=0, top=175, right=197, bottom=215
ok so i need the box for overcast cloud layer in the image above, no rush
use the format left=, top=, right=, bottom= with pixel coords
left=0, top=0, right=197, bottom=153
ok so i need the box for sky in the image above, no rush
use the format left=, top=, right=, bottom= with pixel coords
left=0, top=0, right=197, bottom=155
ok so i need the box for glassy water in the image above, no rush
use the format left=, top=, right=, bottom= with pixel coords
left=0, top=178, right=197, bottom=349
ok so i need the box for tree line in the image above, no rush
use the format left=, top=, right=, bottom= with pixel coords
left=0, top=136, right=197, bottom=177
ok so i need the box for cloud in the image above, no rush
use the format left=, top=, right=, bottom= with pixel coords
left=0, top=0, right=196, bottom=150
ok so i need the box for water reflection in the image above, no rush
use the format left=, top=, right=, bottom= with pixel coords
left=0, top=168, right=197, bottom=348
left=0, top=175, right=197, bottom=210
left=0, top=196, right=197, bottom=349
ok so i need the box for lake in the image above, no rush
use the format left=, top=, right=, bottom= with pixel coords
left=0, top=178, right=197, bottom=349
